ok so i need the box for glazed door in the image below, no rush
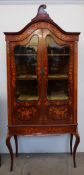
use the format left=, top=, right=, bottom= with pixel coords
left=13, top=29, right=44, bottom=124
left=42, top=29, right=73, bottom=124
left=15, top=34, right=39, bottom=102
left=12, top=28, right=73, bottom=125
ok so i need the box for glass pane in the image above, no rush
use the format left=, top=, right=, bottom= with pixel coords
left=14, top=35, right=38, bottom=101
left=14, top=36, right=38, bottom=77
left=16, top=80, right=38, bottom=101
left=46, top=35, right=70, bottom=77
left=47, top=80, right=68, bottom=100
left=46, top=35, right=70, bottom=100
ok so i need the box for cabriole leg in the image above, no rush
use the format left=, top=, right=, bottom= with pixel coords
left=14, top=135, right=18, bottom=157
left=70, top=134, right=73, bottom=155
left=73, top=131, right=80, bottom=168
left=6, top=134, right=13, bottom=171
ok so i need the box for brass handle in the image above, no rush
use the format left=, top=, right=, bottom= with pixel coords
left=40, top=68, right=45, bottom=77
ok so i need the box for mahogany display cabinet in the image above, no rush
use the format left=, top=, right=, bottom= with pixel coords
left=4, top=4, right=80, bottom=171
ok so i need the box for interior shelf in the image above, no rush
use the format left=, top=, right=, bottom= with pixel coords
left=48, top=54, right=70, bottom=56
left=15, top=53, right=36, bottom=56
left=48, top=74, right=68, bottom=80
left=47, top=94, right=68, bottom=100
left=17, top=74, right=37, bottom=80
left=17, top=95, right=38, bottom=101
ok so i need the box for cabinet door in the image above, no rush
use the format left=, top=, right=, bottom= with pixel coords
left=42, top=29, right=73, bottom=124
left=13, top=29, right=43, bottom=124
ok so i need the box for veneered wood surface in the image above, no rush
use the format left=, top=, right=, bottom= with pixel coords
left=4, top=4, right=80, bottom=135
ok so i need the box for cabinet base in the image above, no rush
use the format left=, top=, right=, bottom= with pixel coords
left=6, top=125, right=80, bottom=171
left=6, top=126, right=80, bottom=171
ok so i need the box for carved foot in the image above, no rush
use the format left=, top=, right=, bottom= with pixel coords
left=14, top=135, right=18, bottom=157
left=73, top=131, right=80, bottom=168
left=0, top=155, right=1, bottom=167
left=70, top=134, right=73, bottom=155
left=6, top=134, right=13, bottom=171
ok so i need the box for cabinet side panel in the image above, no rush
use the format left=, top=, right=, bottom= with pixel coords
left=6, top=41, right=12, bottom=125
left=73, top=42, right=78, bottom=124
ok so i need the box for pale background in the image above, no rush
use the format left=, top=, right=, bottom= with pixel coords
left=0, top=3, right=84, bottom=153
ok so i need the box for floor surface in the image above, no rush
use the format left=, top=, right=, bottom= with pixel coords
left=0, top=153, right=84, bottom=175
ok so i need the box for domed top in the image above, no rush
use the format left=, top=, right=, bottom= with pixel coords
left=4, top=4, right=80, bottom=37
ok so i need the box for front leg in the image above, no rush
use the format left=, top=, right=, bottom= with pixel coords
left=6, top=134, right=13, bottom=171
left=73, top=131, right=80, bottom=168
left=14, top=135, right=18, bottom=157
left=70, top=134, right=73, bottom=155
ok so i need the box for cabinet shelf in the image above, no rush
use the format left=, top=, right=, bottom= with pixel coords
left=17, top=95, right=38, bottom=101
left=48, top=74, right=68, bottom=80
left=48, top=54, right=70, bottom=56
left=17, top=75, right=37, bottom=80
left=15, top=53, right=36, bottom=56
left=47, top=94, right=68, bottom=101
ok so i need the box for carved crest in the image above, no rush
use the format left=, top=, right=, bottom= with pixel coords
left=32, top=4, right=53, bottom=22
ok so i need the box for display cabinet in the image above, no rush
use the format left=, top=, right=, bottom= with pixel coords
left=4, top=4, right=80, bottom=171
